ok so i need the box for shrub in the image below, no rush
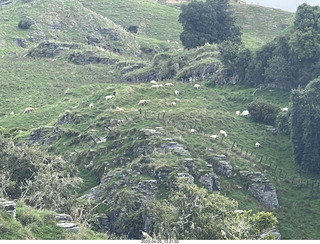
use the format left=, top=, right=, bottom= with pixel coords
left=248, top=99, right=280, bottom=125
left=18, top=18, right=34, bottom=30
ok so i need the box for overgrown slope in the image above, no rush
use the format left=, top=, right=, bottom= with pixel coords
left=1, top=0, right=319, bottom=241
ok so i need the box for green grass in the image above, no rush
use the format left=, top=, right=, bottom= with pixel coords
left=1, top=0, right=319, bottom=240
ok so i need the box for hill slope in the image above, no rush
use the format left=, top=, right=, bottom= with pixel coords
left=1, top=0, right=320, bottom=241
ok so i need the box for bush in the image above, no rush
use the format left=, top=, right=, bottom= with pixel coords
left=18, top=18, right=34, bottom=30
left=248, top=99, right=280, bottom=125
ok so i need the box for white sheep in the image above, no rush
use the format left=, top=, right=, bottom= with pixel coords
left=220, top=130, right=227, bottom=137
left=189, top=128, right=196, bottom=133
left=116, top=106, right=124, bottom=112
left=105, top=95, right=114, bottom=100
left=194, top=84, right=201, bottom=89
left=171, top=101, right=177, bottom=106
left=240, top=110, right=250, bottom=116
left=282, top=107, right=288, bottom=112
left=150, top=80, right=157, bottom=84
left=255, top=142, right=261, bottom=148
left=89, top=103, right=94, bottom=109
left=9, top=111, right=14, bottom=116
left=210, top=134, right=219, bottom=140
left=174, top=98, right=180, bottom=102
left=165, top=83, right=174, bottom=87
left=24, top=107, right=34, bottom=113
left=158, top=84, right=163, bottom=87
left=174, top=90, right=179, bottom=96
left=236, top=111, right=241, bottom=116
left=138, top=100, right=148, bottom=106
left=150, top=84, right=159, bottom=89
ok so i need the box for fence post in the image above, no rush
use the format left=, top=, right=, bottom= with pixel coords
left=259, top=156, right=263, bottom=163
left=292, top=176, right=295, bottom=184
left=231, top=141, right=236, bottom=150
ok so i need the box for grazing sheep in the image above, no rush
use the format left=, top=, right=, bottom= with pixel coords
left=282, top=107, right=288, bottom=112
left=236, top=111, right=241, bottom=116
left=174, top=90, right=179, bottom=96
left=116, top=106, right=124, bottom=112
left=255, top=142, right=261, bottom=148
left=105, top=95, right=115, bottom=100
left=174, top=98, right=180, bottom=102
left=9, top=111, right=14, bottom=116
left=165, top=83, right=174, bottom=87
left=171, top=101, right=176, bottom=106
left=138, top=99, right=148, bottom=106
left=24, top=107, right=34, bottom=113
left=220, top=130, right=227, bottom=137
left=150, top=84, right=159, bottom=89
left=158, top=84, right=163, bottom=87
left=240, top=110, right=250, bottom=116
left=89, top=103, right=94, bottom=109
left=189, top=128, right=196, bottom=133
left=150, top=80, right=157, bottom=84
left=210, top=134, right=219, bottom=140
left=194, top=84, right=201, bottom=89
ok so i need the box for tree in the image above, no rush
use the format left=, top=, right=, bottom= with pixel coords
left=147, top=177, right=278, bottom=240
left=290, top=77, right=320, bottom=173
left=248, top=99, right=280, bottom=125
left=179, top=0, right=241, bottom=49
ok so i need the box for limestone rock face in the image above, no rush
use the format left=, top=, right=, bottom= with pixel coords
left=240, top=171, right=279, bottom=210
left=199, top=173, right=221, bottom=191
left=217, top=161, right=232, bottom=178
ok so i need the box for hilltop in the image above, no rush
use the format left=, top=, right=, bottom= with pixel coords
left=0, top=0, right=319, bottom=240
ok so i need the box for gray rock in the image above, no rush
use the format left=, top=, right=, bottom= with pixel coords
left=240, top=171, right=279, bottom=210
left=13, top=38, right=27, bottom=48
left=56, top=222, right=79, bottom=233
left=0, top=199, right=16, bottom=218
left=217, top=161, right=232, bottom=178
left=199, top=173, right=221, bottom=191
left=55, top=214, right=72, bottom=223
left=261, top=228, right=281, bottom=240
left=158, top=141, right=190, bottom=156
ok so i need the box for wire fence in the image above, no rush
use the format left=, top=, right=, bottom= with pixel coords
left=88, top=108, right=320, bottom=191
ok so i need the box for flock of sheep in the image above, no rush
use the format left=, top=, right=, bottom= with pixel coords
left=17, top=80, right=289, bottom=149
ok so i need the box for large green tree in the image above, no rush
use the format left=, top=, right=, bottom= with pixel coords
left=179, top=0, right=241, bottom=49
left=290, top=77, right=320, bottom=173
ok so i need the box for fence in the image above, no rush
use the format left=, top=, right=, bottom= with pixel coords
left=87, top=108, right=320, bottom=191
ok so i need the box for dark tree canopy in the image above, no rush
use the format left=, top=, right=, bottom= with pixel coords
left=179, top=0, right=241, bottom=49
left=290, top=77, right=320, bottom=173
left=225, top=3, right=320, bottom=90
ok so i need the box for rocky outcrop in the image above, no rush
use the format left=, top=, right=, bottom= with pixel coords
left=176, top=61, right=218, bottom=82
left=240, top=171, right=279, bottom=210
left=158, top=139, right=190, bottom=156
left=121, top=67, right=159, bottom=83
left=55, top=214, right=79, bottom=233
left=27, top=42, right=79, bottom=58
left=199, top=172, right=221, bottom=191
left=69, top=51, right=119, bottom=65
left=213, top=68, right=240, bottom=86
left=0, top=199, right=16, bottom=218
left=13, top=38, right=27, bottom=48
left=217, top=161, right=232, bottom=178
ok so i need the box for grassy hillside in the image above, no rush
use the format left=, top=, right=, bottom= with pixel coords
left=1, top=0, right=319, bottom=241
left=0, top=0, right=140, bottom=55
left=1, top=53, right=320, bottom=239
